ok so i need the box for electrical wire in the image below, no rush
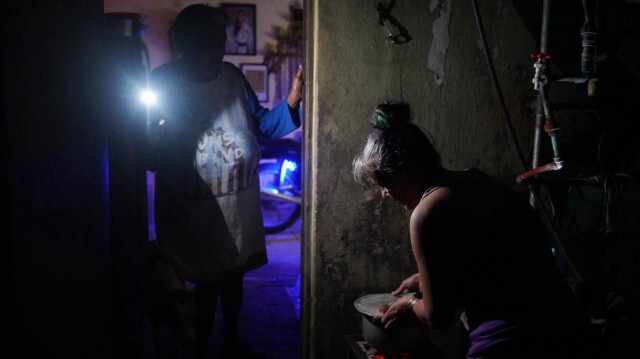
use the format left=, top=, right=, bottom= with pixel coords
left=596, top=131, right=637, bottom=294
left=470, top=0, right=527, bottom=170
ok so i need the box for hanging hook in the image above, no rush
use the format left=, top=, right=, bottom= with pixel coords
left=376, top=1, right=411, bottom=45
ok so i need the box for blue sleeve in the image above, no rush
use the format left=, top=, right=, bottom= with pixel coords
left=231, top=64, right=301, bottom=139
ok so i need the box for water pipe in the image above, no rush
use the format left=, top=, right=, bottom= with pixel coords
left=580, top=0, right=596, bottom=76
left=526, top=0, right=599, bottom=182
left=522, top=0, right=563, bottom=185
left=517, top=83, right=566, bottom=184
left=529, top=0, right=551, bottom=180
left=516, top=161, right=562, bottom=184
left=471, top=0, right=565, bottom=183
left=471, top=0, right=583, bottom=285
left=553, top=0, right=597, bottom=86
left=539, top=84, right=563, bottom=162
left=526, top=0, right=583, bottom=286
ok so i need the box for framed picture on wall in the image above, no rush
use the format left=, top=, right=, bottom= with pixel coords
left=241, top=63, right=268, bottom=102
left=221, top=3, right=257, bottom=55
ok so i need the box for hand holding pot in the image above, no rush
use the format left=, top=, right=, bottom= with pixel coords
left=379, top=296, right=414, bottom=329
left=356, top=293, right=434, bottom=354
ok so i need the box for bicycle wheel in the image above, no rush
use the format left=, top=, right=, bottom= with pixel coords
left=259, top=160, right=301, bottom=234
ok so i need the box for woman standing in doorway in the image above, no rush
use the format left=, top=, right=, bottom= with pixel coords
left=145, top=4, right=302, bottom=358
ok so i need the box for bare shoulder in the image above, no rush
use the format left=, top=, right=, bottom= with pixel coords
left=410, top=187, right=451, bottom=228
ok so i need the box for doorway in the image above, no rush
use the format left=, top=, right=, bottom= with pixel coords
left=103, top=1, right=305, bottom=358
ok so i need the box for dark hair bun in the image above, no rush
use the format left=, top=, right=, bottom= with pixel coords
left=372, top=102, right=411, bottom=130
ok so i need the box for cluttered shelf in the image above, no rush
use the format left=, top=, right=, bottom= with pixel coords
left=266, top=2, right=303, bottom=73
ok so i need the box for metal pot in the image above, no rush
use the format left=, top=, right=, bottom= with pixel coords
left=354, top=294, right=434, bottom=353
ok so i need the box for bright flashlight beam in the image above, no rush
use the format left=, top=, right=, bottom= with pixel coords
left=140, top=90, right=157, bottom=105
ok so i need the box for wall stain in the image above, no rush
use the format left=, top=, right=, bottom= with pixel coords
left=427, top=0, right=451, bottom=85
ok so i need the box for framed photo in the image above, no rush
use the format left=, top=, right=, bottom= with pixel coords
left=241, top=63, right=269, bottom=102
left=221, top=3, right=257, bottom=55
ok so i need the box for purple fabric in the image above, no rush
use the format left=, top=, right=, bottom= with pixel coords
left=466, top=320, right=519, bottom=358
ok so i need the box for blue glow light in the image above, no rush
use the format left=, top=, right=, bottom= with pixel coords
left=280, top=159, right=297, bottom=184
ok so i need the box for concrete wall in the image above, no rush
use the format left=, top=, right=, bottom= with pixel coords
left=303, top=0, right=536, bottom=355
left=3, top=0, right=638, bottom=358
left=303, top=0, right=639, bottom=358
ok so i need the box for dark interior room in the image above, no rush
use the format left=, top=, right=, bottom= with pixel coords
left=2, top=0, right=640, bottom=358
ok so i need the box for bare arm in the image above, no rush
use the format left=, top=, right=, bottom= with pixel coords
left=381, top=189, right=447, bottom=328
left=409, top=200, right=437, bottom=327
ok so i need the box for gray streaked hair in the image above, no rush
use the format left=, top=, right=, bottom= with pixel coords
left=353, top=102, right=441, bottom=188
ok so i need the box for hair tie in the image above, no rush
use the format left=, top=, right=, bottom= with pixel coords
left=376, top=115, right=390, bottom=129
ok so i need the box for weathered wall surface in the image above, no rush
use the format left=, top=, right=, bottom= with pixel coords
left=304, top=0, right=538, bottom=357
left=304, top=0, right=640, bottom=356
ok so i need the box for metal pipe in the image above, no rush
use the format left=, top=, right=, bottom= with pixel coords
left=580, top=0, right=596, bottom=75
left=475, top=0, right=582, bottom=288
left=529, top=97, right=545, bottom=205
left=260, top=189, right=301, bottom=204
left=516, top=162, right=562, bottom=184
left=540, top=0, right=551, bottom=55
left=531, top=0, right=551, bottom=151
left=538, top=85, right=561, bottom=161
left=528, top=0, right=551, bottom=205
left=523, top=0, right=583, bottom=288
left=556, top=75, right=589, bottom=83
